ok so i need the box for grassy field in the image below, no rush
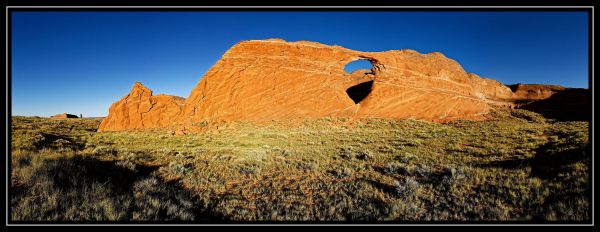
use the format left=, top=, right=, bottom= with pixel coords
left=9, top=107, right=590, bottom=222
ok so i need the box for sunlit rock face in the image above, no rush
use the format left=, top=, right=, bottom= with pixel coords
left=179, top=39, right=520, bottom=124
left=99, top=39, right=579, bottom=132
left=98, top=82, right=185, bottom=132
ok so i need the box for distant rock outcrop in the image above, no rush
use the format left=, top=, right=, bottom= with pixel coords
left=508, top=84, right=567, bottom=101
left=98, top=82, right=185, bottom=131
left=51, top=113, right=79, bottom=119
left=98, top=39, right=589, bottom=132
left=517, top=87, right=590, bottom=121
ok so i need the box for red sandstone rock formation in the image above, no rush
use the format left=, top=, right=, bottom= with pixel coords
left=180, top=39, right=515, bottom=124
left=98, top=39, right=587, bottom=132
left=51, top=113, right=79, bottom=119
left=98, top=82, right=185, bottom=131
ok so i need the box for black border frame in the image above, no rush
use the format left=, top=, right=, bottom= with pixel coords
left=3, top=4, right=595, bottom=227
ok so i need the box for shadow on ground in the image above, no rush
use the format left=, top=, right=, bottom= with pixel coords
left=11, top=155, right=227, bottom=222
left=517, top=88, right=590, bottom=122
left=478, top=141, right=589, bottom=180
left=35, top=132, right=86, bottom=151
left=476, top=140, right=590, bottom=221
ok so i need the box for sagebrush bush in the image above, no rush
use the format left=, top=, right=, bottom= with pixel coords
left=395, top=177, right=420, bottom=199
left=384, top=162, right=404, bottom=175
left=115, top=160, right=137, bottom=172
left=167, top=162, right=192, bottom=176
left=356, top=150, right=374, bottom=160
left=92, top=146, right=118, bottom=156
left=437, top=167, right=466, bottom=192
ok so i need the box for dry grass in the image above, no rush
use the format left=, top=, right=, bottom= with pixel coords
left=9, top=107, right=591, bottom=222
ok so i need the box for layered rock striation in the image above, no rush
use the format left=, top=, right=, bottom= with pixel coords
left=98, top=39, right=586, bottom=132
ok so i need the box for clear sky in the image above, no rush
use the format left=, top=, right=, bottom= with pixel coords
left=11, top=11, right=589, bottom=117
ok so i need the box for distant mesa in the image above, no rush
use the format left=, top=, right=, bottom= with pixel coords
left=51, top=113, right=79, bottom=119
left=508, top=83, right=567, bottom=101
left=97, top=39, right=590, bottom=132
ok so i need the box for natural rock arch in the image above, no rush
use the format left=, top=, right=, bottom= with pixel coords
left=98, top=38, right=569, bottom=132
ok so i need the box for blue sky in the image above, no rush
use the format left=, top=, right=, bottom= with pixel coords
left=11, top=11, right=589, bottom=117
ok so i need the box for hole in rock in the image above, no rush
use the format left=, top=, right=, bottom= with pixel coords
left=344, top=59, right=374, bottom=74
left=346, top=80, right=374, bottom=104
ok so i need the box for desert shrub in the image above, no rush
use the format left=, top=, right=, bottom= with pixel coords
left=338, top=147, right=374, bottom=160
left=355, top=150, right=374, bottom=160
left=378, top=145, right=396, bottom=153
left=194, top=147, right=206, bottom=154
left=436, top=167, right=467, bottom=192
left=281, top=149, right=291, bottom=156
left=124, top=151, right=153, bottom=163
left=407, top=164, right=432, bottom=178
left=388, top=198, right=424, bottom=220
left=238, top=162, right=261, bottom=176
left=331, top=167, right=354, bottom=178
left=339, top=146, right=354, bottom=160
left=167, top=162, right=192, bottom=176
left=396, top=152, right=416, bottom=163
left=296, top=161, right=318, bottom=172
left=92, top=146, right=118, bottom=156
left=395, top=177, right=420, bottom=199
left=115, top=160, right=137, bottom=172
left=383, top=162, right=406, bottom=175
left=270, top=146, right=292, bottom=157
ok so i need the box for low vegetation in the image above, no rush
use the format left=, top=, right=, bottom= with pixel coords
left=9, top=107, right=590, bottom=222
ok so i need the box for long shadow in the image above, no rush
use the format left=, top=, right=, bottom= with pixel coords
left=34, top=132, right=85, bottom=151
left=529, top=143, right=589, bottom=180
left=361, top=178, right=397, bottom=196
left=474, top=137, right=591, bottom=221
left=477, top=142, right=589, bottom=180
left=373, top=165, right=453, bottom=186
left=12, top=155, right=227, bottom=222
left=517, top=88, right=590, bottom=122
left=44, top=156, right=158, bottom=193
